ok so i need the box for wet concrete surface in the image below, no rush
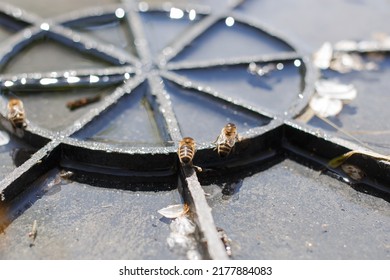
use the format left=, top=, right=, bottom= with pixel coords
left=0, top=169, right=183, bottom=259
left=202, top=159, right=390, bottom=259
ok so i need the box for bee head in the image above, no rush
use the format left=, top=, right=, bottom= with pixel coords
left=181, top=137, right=195, bottom=145
left=224, top=123, right=237, bottom=135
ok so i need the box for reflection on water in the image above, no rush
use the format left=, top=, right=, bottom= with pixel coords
left=170, top=19, right=293, bottom=63
left=0, top=169, right=182, bottom=259
left=73, top=83, right=164, bottom=146
left=6, top=86, right=118, bottom=131
left=1, top=38, right=114, bottom=75
left=0, top=132, right=35, bottom=181
left=173, top=61, right=303, bottom=114
left=163, top=79, right=270, bottom=143
left=64, top=15, right=138, bottom=58
left=140, top=10, right=203, bottom=58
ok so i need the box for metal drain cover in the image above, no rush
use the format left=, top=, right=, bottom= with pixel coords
left=0, top=0, right=389, bottom=260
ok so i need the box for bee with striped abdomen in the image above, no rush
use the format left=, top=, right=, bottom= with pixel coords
left=178, top=137, right=202, bottom=172
left=214, top=123, right=240, bottom=157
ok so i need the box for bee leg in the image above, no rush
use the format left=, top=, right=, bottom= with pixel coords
left=192, top=165, right=203, bottom=173
left=212, top=135, right=220, bottom=146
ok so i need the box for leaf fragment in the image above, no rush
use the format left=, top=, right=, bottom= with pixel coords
left=315, top=80, right=357, bottom=101
left=313, top=42, right=333, bottom=69
left=328, top=150, right=390, bottom=168
left=157, top=203, right=189, bottom=219
left=309, top=95, right=343, bottom=118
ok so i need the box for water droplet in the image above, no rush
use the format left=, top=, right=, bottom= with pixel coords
left=138, top=2, right=149, bottom=12
left=225, top=17, right=235, bottom=27
left=40, top=22, right=50, bottom=31
left=189, top=9, right=197, bottom=21
left=115, top=8, right=125, bottom=19
left=4, top=80, right=14, bottom=87
left=40, top=78, right=58, bottom=85
left=294, top=59, right=302, bottom=67
left=67, top=76, right=80, bottom=84
left=170, top=7, right=184, bottom=19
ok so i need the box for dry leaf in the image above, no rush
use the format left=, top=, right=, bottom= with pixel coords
left=313, top=42, right=333, bottom=69
left=315, top=80, right=357, bottom=101
left=334, top=40, right=358, bottom=52
left=328, top=150, right=390, bottom=168
left=157, top=204, right=189, bottom=219
left=309, top=95, right=343, bottom=118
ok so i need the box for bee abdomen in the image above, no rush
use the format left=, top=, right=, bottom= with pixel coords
left=179, top=145, right=194, bottom=165
left=11, top=116, right=26, bottom=128
left=217, top=143, right=232, bottom=157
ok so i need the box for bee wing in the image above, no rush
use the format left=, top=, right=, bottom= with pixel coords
left=0, top=130, right=10, bottom=146
left=217, top=133, right=229, bottom=145
left=226, top=137, right=237, bottom=147
left=212, top=135, right=220, bottom=145
left=157, top=204, right=186, bottom=219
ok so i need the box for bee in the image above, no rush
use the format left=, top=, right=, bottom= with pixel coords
left=7, top=98, right=27, bottom=128
left=178, top=137, right=202, bottom=172
left=214, top=123, right=240, bottom=157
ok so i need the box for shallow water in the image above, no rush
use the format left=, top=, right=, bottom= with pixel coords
left=0, top=169, right=183, bottom=259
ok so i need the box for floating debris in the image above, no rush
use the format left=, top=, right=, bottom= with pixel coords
left=158, top=203, right=200, bottom=260
left=59, top=170, right=74, bottom=181
left=0, top=130, right=10, bottom=146
left=309, top=95, right=343, bottom=118
left=166, top=215, right=200, bottom=260
left=217, top=227, right=232, bottom=257
left=337, top=32, right=390, bottom=51
left=66, top=94, right=101, bottom=110
left=313, top=35, right=389, bottom=73
left=328, top=150, right=390, bottom=168
left=169, top=215, right=196, bottom=236
left=315, top=80, right=357, bottom=101
left=313, top=42, right=333, bottom=69
left=341, top=163, right=365, bottom=181
left=157, top=203, right=189, bottom=219
left=248, top=62, right=280, bottom=76
left=28, top=220, right=37, bottom=246
left=333, top=40, right=358, bottom=52
left=43, top=170, right=73, bottom=195
left=309, top=79, right=357, bottom=118
left=330, top=52, right=378, bottom=73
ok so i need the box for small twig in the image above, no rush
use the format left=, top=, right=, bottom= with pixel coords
left=66, top=94, right=102, bottom=110
left=316, top=115, right=373, bottom=151
left=28, top=220, right=37, bottom=247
